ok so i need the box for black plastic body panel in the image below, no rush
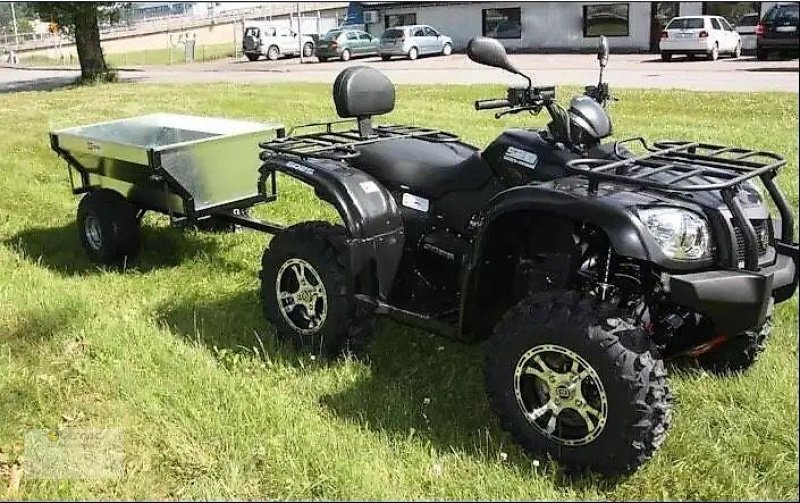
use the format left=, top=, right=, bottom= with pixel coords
left=261, top=156, right=405, bottom=299
left=669, top=243, right=798, bottom=334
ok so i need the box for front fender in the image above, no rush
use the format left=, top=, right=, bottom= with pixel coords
left=488, top=184, right=653, bottom=262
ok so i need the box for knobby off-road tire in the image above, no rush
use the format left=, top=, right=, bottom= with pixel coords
left=485, top=290, right=672, bottom=476
left=260, top=221, right=374, bottom=358
left=77, top=189, right=140, bottom=267
left=697, top=320, right=771, bottom=375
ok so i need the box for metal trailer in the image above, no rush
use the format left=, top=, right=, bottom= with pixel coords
left=49, top=113, right=287, bottom=264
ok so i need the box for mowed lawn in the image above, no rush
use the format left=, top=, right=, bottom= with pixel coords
left=0, top=82, right=797, bottom=500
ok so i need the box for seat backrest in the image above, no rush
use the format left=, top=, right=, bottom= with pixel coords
left=332, top=66, right=395, bottom=119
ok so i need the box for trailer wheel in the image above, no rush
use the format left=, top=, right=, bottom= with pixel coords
left=77, top=189, right=140, bottom=267
left=260, top=221, right=374, bottom=358
left=485, top=290, right=672, bottom=476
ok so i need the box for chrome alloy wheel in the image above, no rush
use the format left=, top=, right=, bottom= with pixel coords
left=84, top=214, right=103, bottom=251
left=514, top=344, right=608, bottom=446
left=275, top=258, right=328, bottom=334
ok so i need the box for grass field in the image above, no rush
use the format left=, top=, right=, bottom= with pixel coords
left=0, top=82, right=797, bottom=500
left=16, top=42, right=236, bottom=67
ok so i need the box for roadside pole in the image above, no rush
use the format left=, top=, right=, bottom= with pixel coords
left=11, top=2, right=19, bottom=47
left=297, top=2, right=304, bottom=63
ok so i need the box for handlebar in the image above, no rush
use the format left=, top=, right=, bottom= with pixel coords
left=475, top=99, right=511, bottom=111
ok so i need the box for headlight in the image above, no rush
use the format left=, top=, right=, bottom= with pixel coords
left=638, top=207, right=713, bottom=260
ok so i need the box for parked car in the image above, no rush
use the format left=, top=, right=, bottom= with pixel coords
left=756, top=3, right=799, bottom=60
left=735, top=12, right=760, bottom=52
left=659, top=15, right=742, bottom=61
left=315, top=28, right=379, bottom=62
left=242, top=23, right=315, bottom=61
left=378, top=25, right=453, bottom=61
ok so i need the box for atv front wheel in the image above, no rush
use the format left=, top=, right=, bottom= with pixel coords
left=260, top=221, right=374, bottom=357
left=485, top=290, right=671, bottom=476
left=696, top=320, right=771, bottom=375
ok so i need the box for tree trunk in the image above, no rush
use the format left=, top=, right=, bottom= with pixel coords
left=73, top=5, right=108, bottom=80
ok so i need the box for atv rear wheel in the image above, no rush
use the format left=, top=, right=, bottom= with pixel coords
left=485, top=290, right=671, bottom=476
left=260, top=221, right=374, bottom=358
left=696, top=320, right=771, bottom=375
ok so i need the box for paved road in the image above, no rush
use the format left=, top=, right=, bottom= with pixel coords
left=2, top=53, right=798, bottom=93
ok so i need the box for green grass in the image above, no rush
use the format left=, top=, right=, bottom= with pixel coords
left=16, top=42, right=236, bottom=67
left=0, top=83, right=797, bottom=500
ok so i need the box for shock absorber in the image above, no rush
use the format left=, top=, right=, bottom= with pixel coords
left=597, top=246, right=614, bottom=301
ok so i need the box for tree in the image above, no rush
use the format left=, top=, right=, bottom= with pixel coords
left=0, top=3, right=35, bottom=36
left=32, top=2, right=118, bottom=81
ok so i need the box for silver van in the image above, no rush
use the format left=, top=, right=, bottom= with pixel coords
left=378, top=25, right=453, bottom=61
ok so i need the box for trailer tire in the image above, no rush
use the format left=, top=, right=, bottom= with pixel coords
left=260, top=221, right=374, bottom=358
left=485, top=290, right=672, bottom=476
left=77, top=189, right=140, bottom=267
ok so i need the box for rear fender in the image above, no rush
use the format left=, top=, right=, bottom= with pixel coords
left=261, top=157, right=405, bottom=300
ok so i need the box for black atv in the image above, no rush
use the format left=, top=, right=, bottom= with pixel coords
left=257, top=37, right=798, bottom=476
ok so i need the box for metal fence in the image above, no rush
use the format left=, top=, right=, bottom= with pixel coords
left=2, top=11, right=345, bottom=68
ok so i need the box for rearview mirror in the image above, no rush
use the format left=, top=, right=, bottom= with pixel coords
left=467, top=37, right=519, bottom=73
left=597, top=36, right=609, bottom=68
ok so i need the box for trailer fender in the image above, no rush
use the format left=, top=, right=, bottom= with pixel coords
left=260, top=157, right=405, bottom=299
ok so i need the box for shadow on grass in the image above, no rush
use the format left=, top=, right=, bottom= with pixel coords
left=4, top=221, right=221, bottom=276
left=155, top=287, right=627, bottom=487
left=0, top=75, right=78, bottom=94
left=318, top=321, right=625, bottom=488
left=154, top=288, right=306, bottom=369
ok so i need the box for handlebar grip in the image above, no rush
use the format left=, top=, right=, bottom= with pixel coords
left=475, top=99, right=511, bottom=111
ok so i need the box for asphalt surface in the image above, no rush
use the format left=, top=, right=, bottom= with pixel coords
left=2, top=53, right=798, bottom=93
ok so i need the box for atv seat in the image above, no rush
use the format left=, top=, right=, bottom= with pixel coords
left=350, top=138, right=491, bottom=199
left=333, top=66, right=492, bottom=198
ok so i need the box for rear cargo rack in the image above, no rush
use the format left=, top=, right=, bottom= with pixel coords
left=567, top=137, right=795, bottom=272
left=259, top=118, right=459, bottom=161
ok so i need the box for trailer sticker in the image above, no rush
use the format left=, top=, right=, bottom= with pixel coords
left=359, top=181, right=380, bottom=194
left=286, top=161, right=315, bottom=176
left=86, top=140, right=102, bottom=153
left=402, top=193, right=430, bottom=212
left=504, top=146, right=539, bottom=170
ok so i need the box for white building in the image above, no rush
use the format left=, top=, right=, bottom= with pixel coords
left=360, top=1, right=780, bottom=52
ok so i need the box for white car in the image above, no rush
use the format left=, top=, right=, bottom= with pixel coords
left=659, top=15, right=742, bottom=61
left=735, top=13, right=761, bottom=51
left=243, top=23, right=315, bottom=61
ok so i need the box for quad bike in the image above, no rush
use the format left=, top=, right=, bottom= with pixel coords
left=257, top=37, right=798, bottom=475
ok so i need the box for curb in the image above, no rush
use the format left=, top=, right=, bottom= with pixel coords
left=0, top=64, right=143, bottom=72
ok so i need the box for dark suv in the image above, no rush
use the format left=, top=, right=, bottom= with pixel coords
left=757, top=3, right=799, bottom=60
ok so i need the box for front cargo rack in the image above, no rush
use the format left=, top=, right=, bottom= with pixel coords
left=566, top=137, right=795, bottom=272
left=259, top=118, right=459, bottom=161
